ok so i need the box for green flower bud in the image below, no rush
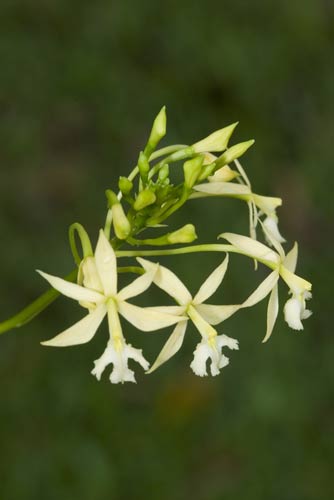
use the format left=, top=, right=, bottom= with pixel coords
left=209, top=165, right=239, bottom=182
left=192, top=122, right=238, bottom=153
left=138, top=151, right=150, bottom=184
left=133, top=189, right=157, bottom=211
left=215, top=140, right=255, bottom=168
left=111, top=203, right=131, bottom=240
left=105, top=189, right=119, bottom=207
left=118, top=177, right=133, bottom=195
left=144, top=106, right=167, bottom=157
left=158, top=164, right=169, bottom=183
left=167, top=224, right=197, bottom=244
left=183, top=156, right=204, bottom=189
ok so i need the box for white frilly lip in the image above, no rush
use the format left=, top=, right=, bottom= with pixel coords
left=190, top=334, right=239, bottom=377
left=91, top=340, right=150, bottom=384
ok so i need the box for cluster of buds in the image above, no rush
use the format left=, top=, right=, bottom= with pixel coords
left=0, top=107, right=312, bottom=384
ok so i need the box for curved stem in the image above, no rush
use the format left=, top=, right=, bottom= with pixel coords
left=0, top=269, right=78, bottom=335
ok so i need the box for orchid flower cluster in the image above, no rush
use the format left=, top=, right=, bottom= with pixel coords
left=0, top=107, right=312, bottom=384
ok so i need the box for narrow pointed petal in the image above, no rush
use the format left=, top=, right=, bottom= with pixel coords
left=260, top=220, right=285, bottom=258
left=37, top=270, right=105, bottom=304
left=262, top=284, right=279, bottom=343
left=194, top=304, right=240, bottom=325
left=193, top=182, right=251, bottom=196
left=137, top=258, right=192, bottom=305
left=118, top=302, right=187, bottom=332
left=117, top=265, right=158, bottom=301
left=41, top=304, right=107, bottom=346
left=193, top=255, right=229, bottom=304
left=280, top=266, right=312, bottom=295
left=241, top=270, right=280, bottom=308
left=147, top=321, right=188, bottom=373
left=145, top=305, right=187, bottom=315
left=95, top=229, right=117, bottom=296
left=283, top=242, right=298, bottom=273
left=219, top=232, right=280, bottom=264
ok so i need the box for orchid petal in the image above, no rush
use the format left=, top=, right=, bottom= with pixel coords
left=262, top=284, right=279, bottom=343
left=145, top=305, right=187, bottom=315
left=147, top=320, right=188, bottom=373
left=37, top=270, right=105, bottom=304
left=194, top=304, right=240, bottom=325
left=283, top=242, right=298, bottom=274
left=41, top=304, right=107, bottom=346
left=117, top=265, right=158, bottom=301
left=137, top=258, right=192, bottom=305
left=193, top=182, right=251, bottom=196
left=241, top=270, right=280, bottom=308
left=260, top=220, right=285, bottom=258
left=118, top=302, right=187, bottom=332
left=193, top=255, right=229, bottom=304
left=219, top=232, right=280, bottom=265
left=95, top=229, right=117, bottom=296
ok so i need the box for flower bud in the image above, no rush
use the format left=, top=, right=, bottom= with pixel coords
left=183, top=156, right=204, bottom=189
left=192, top=122, right=238, bottom=153
left=144, top=106, right=167, bottom=157
left=215, top=140, right=255, bottom=168
left=118, top=177, right=133, bottom=195
left=133, top=189, right=157, bottom=211
left=138, top=151, right=150, bottom=183
left=158, top=164, right=169, bottom=183
left=111, top=203, right=131, bottom=240
left=167, top=224, right=197, bottom=244
left=209, top=165, right=239, bottom=182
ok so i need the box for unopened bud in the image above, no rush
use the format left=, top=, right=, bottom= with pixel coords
left=138, top=151, right=150, bottom=183
left=183, top=156, right=204, bottom=189
left=158, top=164, right=169, bottom=183
left=209, top=165, right=239, bottom=182
left=118, top=177, right=133, bottom=195
left=216, top=140, right=255, bottom=168
left=133, top=189, right=157, bottom=211
left=112, top=203, right=131, bottom=240
left=192, top=122, right=238, bottom=153
left=167, top=224, right=197, bottom=244
left=144, top=106, right=167, bottom=157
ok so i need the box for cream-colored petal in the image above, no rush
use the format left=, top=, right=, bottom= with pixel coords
left=145, top=305, right=187, bottom=315
left=118, top=302, right=187, bottom=332
left=193, top=182, right=251, bottom=196
left=262, top=284, right=279, bottom=343
left=94, top=229, right=117, bottom=296
left=147, top=320, right=188, bottom=374
left=37, top=270, right=105, bottom=304
left=194, top=304, right=240, bottom=325
left=241, top=270, right=280, bottom=308
left=137, top=258, right=192, bottom=305
left=193, top=255, right=229, bottom=304
left=280, top=266, right=312, bottom=295
left=41, top=304, right=107, bottom=346
left=219, top=232, right=280, bottom=265
left=283, top=242, right=298, bottom=273
left=260, top=220, right=285, bottom=258
left=117, top=265, right=158, bottom=301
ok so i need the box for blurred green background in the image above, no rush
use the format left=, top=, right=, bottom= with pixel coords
left=0, top=1, right=333, bottom=499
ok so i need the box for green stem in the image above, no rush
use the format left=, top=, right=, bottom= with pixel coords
left=0, top=269, right=78, bottom=335
left=116, top=244, right=277, bottom=269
